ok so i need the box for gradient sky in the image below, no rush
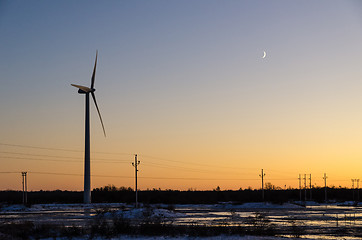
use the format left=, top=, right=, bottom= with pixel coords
left=1, top=0, right=362, bottom=191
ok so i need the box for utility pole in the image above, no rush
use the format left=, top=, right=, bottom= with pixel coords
left=304, top=174, right=307, bottom=202
left=357, top=179, right=360, bottom=202
left=323, top=173, right=328, bottom=203
left=132, top=154, right=140, bottom=208
left=352, top=179, right=355, bottom=201
left=309, top=174, right=312, bottom=201
left=259, top=169, right=265, bottom=201
left=21, top=172, right=27, bottom=205
left=298, top=174, right=302, bottom=202
left=352, top=179, right=360, bottom=202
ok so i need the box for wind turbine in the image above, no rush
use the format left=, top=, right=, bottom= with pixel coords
left=71, top=51, right=106, bottom=204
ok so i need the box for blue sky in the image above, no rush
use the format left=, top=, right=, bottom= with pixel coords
left=1, top=1, right=362, bottom=190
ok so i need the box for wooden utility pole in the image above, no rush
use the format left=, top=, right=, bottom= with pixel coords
left=304, top=174, right=307, bottom=202
left=21, top=172, right=27, bottom=205
left=352, top=179, right=360, bottom=202
left=357, top=179, right=360, bottom=202
left=323, top=173, right=328, bottom=203
left=309, top=174, right=312, bottom=201
left=352, top=179, right=356, bottom=201
left=132, top=154, right=140, bottom=208
left=298, top=174, right=302, bottom=202
left=259, top=169, right=265, bottom=201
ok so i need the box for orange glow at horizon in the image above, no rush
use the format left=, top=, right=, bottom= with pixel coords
left=0, top=139, right=360, bottom=192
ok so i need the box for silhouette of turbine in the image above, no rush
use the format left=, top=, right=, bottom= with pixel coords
left=71, top=51, right=106, bottom=204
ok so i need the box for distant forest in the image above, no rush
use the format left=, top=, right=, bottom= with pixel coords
left=0, top=185, right=360, bottom=204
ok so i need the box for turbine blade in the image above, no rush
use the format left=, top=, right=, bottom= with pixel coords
left=71, top=84, right=91, bottom=92
left=91, top=50, right=98, bottom=89
left=91, top=92, right=106, bottom=137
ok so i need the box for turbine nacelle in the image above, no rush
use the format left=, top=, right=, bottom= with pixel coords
left=71, top=84, right=96, bottom=94
left=78, top=89, right=95, bottom=94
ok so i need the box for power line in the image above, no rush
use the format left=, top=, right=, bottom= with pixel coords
left=267, top=168, right=301, bottom=176
left=0, top=171, right=351, bottom=184
left=138, top=177, right=260, bottom=181
left=142, top=154, right=296, bottom=175
left=0, top=155, right=255, bottom=174
left=0, top=152, right=290, bottom=176
left=0, top=143, right=268, bottom=173
left=0, top=155, right=320, bottom=179
left=0, top=156, right=131, bottom=164
left=0, top=151, right=130, bottom=162
left=28, top=171, right=131, bottom=178
left=0, top=149, right=249, bottom=173
left=0, top=151, right=82, bottom=159
left=2, top=143, right=360, bottom=187
left=141, top=162, right=247, bottom=175
left=30, top=171, right=82, bottom=176
left=0, top=156, right=82, bottom=163
left=0, top=143, right=82, bottom=152
left=0, top=143, right=132, bottom=156
left=0, top=143, right=317, bottom=177
left=0, top=171, right=262, bottom=181
left=0, top=171, right=355, bottom=184
left=0, top=149, right=290, bottom=176
left=140, top=154, right=259, bottom=171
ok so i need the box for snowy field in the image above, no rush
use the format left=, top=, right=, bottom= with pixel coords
left=40, top=235, right=292, bottom=240
left=1, top=202, right=362, bottom=239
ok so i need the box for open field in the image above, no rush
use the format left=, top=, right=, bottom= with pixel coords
left=1, top=202, right=362, bottom=239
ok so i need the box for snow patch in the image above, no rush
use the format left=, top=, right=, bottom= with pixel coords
left=0, top=204, right=27, bottom=212
left=101, top=207, right=185, bottom=219
left=215, top=202, right=303, bottom=209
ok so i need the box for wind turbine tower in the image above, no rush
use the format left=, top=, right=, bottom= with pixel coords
left=71, top=51, right=106, bottom=204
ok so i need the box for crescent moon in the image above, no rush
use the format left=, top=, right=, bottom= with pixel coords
left=262, top=51, right=266, bottom=59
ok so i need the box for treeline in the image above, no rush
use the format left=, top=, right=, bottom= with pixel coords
left=0, top=186, right=359, bottom=204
